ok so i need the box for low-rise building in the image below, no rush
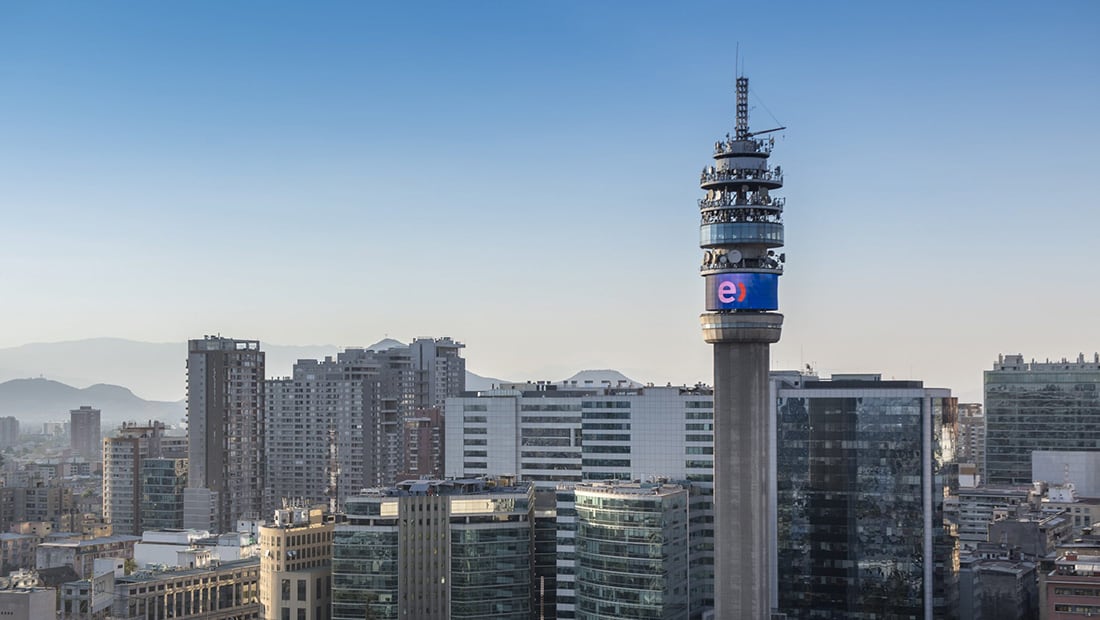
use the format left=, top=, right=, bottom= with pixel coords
left=1045, top=552, right=1100, bottom=618
left=0, top=569, right=55, bottom=620
left=112, top=557, right=261, bottom=619
left=36, top=534, right=140, bottom=579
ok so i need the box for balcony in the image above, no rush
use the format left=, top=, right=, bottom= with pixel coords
left=699, top=167, right=783, bottom=190
left=699, top=195, right=785, bottom=210
left=713, top=136, right=773, bottom=156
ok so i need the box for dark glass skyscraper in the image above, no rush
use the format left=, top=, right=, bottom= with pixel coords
left=774, top=373, right=959, bottom=619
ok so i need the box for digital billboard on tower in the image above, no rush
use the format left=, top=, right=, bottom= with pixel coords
left=704, top=273, right=779, bottom=311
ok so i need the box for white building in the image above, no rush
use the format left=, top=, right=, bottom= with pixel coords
left=445, top=382, right=714, bottom=618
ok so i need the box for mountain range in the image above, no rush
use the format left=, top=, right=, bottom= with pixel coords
left=0, top=338, right=637, bottom=427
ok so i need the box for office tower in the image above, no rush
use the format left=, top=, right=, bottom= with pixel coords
left=774, top=373, right=959, bottom=619
left=698, top=74, right=786, bottom=619
left=70, top=406, right=101, bottom=462
left=185, top=336, right=265, bottom=533
left=0, top=416, right=19, bottom=449
left=141, top=458, right=188, bottom=531
left=574, top=482, right=690, bottom=620
left=332, top=478, right=537, bottom=620
left=103, top=421, right=165, bottom=536
left=266, top=339, right=465, bottom=511
left=258, top=504, right=333, bottom=620
left=446, top=382, right=715, bottom=617
left=985, top=353, right=1100, bottom=486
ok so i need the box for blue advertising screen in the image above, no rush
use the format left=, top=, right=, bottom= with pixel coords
left=705, top=273, right=779, bottom=311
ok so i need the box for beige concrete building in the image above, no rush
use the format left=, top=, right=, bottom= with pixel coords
left=113, top=557, right=261, bottom=619
left=259, top=505, right=333, bottom=620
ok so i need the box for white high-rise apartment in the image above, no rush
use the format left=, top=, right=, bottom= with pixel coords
left=185, top=336, right=265, bottom=533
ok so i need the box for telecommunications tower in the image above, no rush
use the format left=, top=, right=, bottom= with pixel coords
left=698, top=75, right=785, bottom=618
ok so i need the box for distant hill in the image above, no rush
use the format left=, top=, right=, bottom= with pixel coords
left=0, top=338, right=342, bottom=401
left=0, top=378, right=185, bottom=428
left=562, top=369, right=641, bottom=387
left=465, top=370, right=511, bottom=391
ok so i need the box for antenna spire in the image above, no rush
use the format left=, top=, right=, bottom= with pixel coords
left=735, top=76, right=749, bottom=140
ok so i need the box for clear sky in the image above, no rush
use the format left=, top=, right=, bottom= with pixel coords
left=1, top=2, right=1097, bottom=402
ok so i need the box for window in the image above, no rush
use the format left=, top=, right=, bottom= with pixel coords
left=281, top=579, right=290, bottom=601
left=297, top=579, right=306, bottom=601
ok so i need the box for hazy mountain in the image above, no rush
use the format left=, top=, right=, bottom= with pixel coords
left=562, top=369, right=641, bottom=387
left=0, top=338, right=341, bottom=401
left=465, top=371, right=512, bottom=392
left=0, top=338, right=611, bottom=403
left=0, top=378, right=185, bottom=428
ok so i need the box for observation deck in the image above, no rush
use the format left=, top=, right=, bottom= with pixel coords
left=699, top=166, right=783, bottom=190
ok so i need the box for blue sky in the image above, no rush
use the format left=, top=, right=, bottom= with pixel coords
left=1, top=2, right=1097, bottom=401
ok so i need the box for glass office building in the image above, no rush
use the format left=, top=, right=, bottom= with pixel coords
left=985, top=353, right=1100, bottom=486
left=574, top=482, right=689, bottom=620
left=332, top=478, right=538, bottom=620
left=775, top=373, right=959, bottom=619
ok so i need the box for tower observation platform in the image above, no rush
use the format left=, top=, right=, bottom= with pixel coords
left=699, top=75, right=785, bottom=619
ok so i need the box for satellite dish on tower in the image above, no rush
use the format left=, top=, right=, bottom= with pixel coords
left=728, top=250, right=742, bottom=264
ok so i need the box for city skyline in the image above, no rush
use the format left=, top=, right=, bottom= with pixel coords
left=2, top=2, right=1098, bottom=403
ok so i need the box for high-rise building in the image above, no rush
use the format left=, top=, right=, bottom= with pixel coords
left=400, top=407, right=445, bottom=481
left=103, top=421, right=168, bottom=536
left=258, top=504, right=333, bottom=620
left=774, top=372, right=959, bottom=619
left=266, top=339, right=465, bottom=510
left=70, top=406, right=101, bottom=462
left=446, top=383, right=715, bottom=617
left=185, top=336, right=265, bottom=533
left=0, top=416, right=19, bottom=449
left=985, top=353, right=1100, bottom=486
left=573, top=482, right=690, bottom=620
left=410, top=337, right=466, bottom=409
left=332, top=478, right=538, bottom=620
left=697, top=74, right=786, bottom=618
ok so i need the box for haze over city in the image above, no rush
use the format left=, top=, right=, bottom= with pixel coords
left=2, top=2, right=1097, bottom=402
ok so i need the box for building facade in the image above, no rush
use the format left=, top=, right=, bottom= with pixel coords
left=70, top=406, right=102, bottom=463
left=186, top=336, right=265, bottom=533
left=140, top=457, right=188, bottom=531
left=332, top=478, right=537, bottom=620
left=103, top=421, right=166, bottom=536
left=775, top=373, right=959, bottom=619
left=445, top=383, right=715, bottom=618
left=986, top=353, right=1100, bottom=486
left=0, top=416, right=19, bottom=448
left=258, top=505, right=333, bottom=620
left=573, top=482, right=689, bottom=620
left=113, top=557, right=261, bottom=619
left=266, top=339, right=465, bottom=511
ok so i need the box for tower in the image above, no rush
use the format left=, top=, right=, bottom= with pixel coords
left=699, top=75, right=785, bottom=618
left=70, top=405, right=101, bottom=462
left=185, top=336, right=265, bottom=533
